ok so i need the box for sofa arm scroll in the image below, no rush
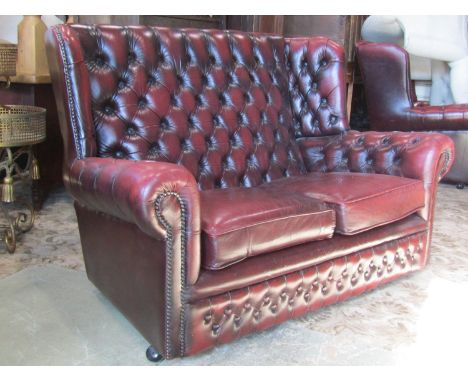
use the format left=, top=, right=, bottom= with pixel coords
left=298, top=130, right=454, bottom=221
left=299, top=130, right=454, bottom=181
left=66, top=157, right=201, bottom=284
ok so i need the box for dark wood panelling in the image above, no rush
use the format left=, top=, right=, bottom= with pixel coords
left=75, top=15, right=227, bottom=29
left=283, top=15, right=347, bottom=42
left=227, top=16, right=283, bottom=34
left=140, top=15, right=226, bottom=29
left=350, top=83, right=370, bottom=131
left=75, top=15, right=139, bottom=25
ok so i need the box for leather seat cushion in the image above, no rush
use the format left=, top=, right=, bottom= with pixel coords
left=200, top=187, right=336, bottom=270
left=263, top=172, right=425, bottom=235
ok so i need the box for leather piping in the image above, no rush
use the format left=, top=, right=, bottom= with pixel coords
left=155, top=192, right=187, bottom=359
left=438, top=150, right=452, bottom=181
left=54, top=25, right=84, bottom=160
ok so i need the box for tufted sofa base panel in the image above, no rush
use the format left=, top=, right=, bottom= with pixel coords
left=185, top=230, right=428, bottom=356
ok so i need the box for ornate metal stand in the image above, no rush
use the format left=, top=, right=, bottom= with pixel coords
left=0, top=146, right=38, bottom=253
left=0, top=42, right=44, bottom=253
left=0, top=105, right=46, bottom=253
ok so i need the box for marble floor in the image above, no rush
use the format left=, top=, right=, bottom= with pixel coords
left=0, top=184, right=467, bottom=365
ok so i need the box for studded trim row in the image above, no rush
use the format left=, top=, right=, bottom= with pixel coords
left=154, top=192, right=188, bottom=358
left=184, top=230, right=428, bottom=356
left=438, top=150, right=452, bottom=181
left=53, top=26, right=84, bottom=160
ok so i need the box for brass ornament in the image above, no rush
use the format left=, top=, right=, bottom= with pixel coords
left=1, top=176, right=14, bottom=203
left=0, top=146, right=38, bottom=253
left=0, top=23, right=45, bottom=253
left=31, top=158, right=40, bottom=180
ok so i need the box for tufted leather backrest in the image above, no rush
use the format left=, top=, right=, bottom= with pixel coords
left=49, top=24, right=312, bottom=190
left=285, top=37, right=349, bottom=138
left=299, top=130, right=436, bottom=176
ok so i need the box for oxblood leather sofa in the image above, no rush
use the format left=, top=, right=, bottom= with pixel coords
left=356, top=41, right=468, bottom=188
left=45, top=24, right=454, bottom=362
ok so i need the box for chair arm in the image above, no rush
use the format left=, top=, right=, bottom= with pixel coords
left=364, top=102, right=468, bottom=132
left=66, top=157, right=201, bottom=284
left=298, top=130, right=455, bottom=220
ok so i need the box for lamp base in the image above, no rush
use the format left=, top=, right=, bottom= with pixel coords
left=11, top=74, right=51, bottom=84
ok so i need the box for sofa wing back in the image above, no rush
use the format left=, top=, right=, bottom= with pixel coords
left=355, top=41, right=416, bottom=130
left=285, top=37, right=349, bottom=138
left=47, top=24, right=314, bottom=190
left=46, top=24, right=98, bottom=163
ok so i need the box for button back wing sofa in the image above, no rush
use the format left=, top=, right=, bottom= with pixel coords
left=45, top=24, right=454, bottom=361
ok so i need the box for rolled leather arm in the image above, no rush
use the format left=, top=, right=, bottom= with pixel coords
left=298, top=130, right=455, bottom=220
left=66, top=157, right=201, bottom=283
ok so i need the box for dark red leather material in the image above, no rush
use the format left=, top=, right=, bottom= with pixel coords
left=200, top=187, right=335, bottom=270
left=66, top=157, right=201, bottom=285
left=401, top=104, right=468, bottom=132
left=298, top=130, right=455, bottom=222
left=75, top=204, right=169, bottom=357
left=188, top=214, right=427, bottom=302
left=356, top=41, right=468, bottom=132
left=285, top=37, right=349, bottom=137
left=46, top=24, right=455, bottom=359
left=263, top=172, right=425, bottom=235
left=45, top=24, right=97, bottom=164
left=185, top=230, right=428, bottom=356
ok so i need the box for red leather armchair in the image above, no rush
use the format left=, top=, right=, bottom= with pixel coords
left=46, top=25, right=454, bottom=361
left=356, top=41, right=468, bottom=188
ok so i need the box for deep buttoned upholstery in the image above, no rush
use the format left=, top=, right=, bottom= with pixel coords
left=286, top=37, right=349, bottom=137
left=71, top=25, right=306, bottom=190
left=49, top=25, right=352, bottom=191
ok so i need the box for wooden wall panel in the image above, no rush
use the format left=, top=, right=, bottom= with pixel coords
left=75, top=15, right=139, bottom=25
left=140, top=16, right=226, bottom=29
left=227, top=16, right=283, bottom=34
left=75, top=15, right=227, bottom=29
left=283, top=15, right=347, bottom=42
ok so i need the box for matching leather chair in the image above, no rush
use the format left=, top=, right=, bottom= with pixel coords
left=45, top=24, right=454, bottom=361
left=356, top=41, right=468, bottom=188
